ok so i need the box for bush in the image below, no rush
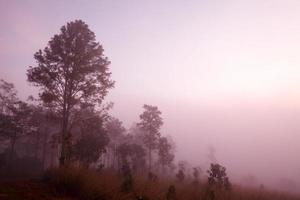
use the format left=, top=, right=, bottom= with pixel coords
left=42, top=166, right=300, bottom=200
left=0, top=150, right=43, bottom=180
left=44, top=167, right=109, bottom=200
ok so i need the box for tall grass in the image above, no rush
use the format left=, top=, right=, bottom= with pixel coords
left=43, top=167, right=300, bottom=200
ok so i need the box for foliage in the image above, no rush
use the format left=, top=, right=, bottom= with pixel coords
left=166, top=185, right=177, bottom=200
left=105, top=117, right=126, bottom=139
left=157, top=136, right=174, bottom=171
left=121, top=160, right=133, bottom=193
left=192, top=166, right=202, bottom=185
left=71, top=133, right=109, bottom=167
left=0, top=79, right=18, bottom=115
left=138, top=104, right=163, bottom=171
left=207, top=163, right=231, bottom=190
left=176, top=169, right=185, bottom=182
left=117, top=142, right=146, bottom=172
left=0, top=80, right=38, bottom=155
left=40, top=166, right=300, bottom=200
left=27, top=20, right=114, bottom=165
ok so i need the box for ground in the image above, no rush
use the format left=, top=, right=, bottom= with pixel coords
left=0, top=180, right=75, bottom=200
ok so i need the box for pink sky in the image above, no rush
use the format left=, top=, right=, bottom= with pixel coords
left=1, top=0, right=300, bottom=192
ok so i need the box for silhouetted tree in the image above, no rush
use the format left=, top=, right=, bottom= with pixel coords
left=0, top=79, right=18, bottom=114
left=130, top=143, right=146, bottom=172
left=157, top=136, right=174, bottom=172
left=192, top=167, right=202, bottom=185
left=70, top=109, right=109, bottom=167
left=176, top=161, right=188, bottom=183
left=166, top=185, right=177, bottom=200
left=117, top=142, right=146, bottom=173
left=176, top=169, right=185, bottom=182
left=71, top=133, right=108, bottom=167
left=138, top=104, right=163, bottom=172
left=0, top=84, right=37, bottom=158
left=106, top=117, right=126, bottom=139
left=27, top=20, right=114, bottom=165
left=121, top=160, right=133, bottom=193
left=105, top=117, right=126, bottom=168
left=207, top=163, right=231, bottom=190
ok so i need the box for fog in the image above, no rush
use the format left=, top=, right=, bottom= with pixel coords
left=1, top=0, right=300, bottom=193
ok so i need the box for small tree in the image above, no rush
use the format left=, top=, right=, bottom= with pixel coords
left=117, top=143, right=146, bottom=173
left=106, top=117, right=126, bottom=139
left=176, top=161, right=188, bottom=183
left=0, top=79, right=18, bottom=114
left=192, top=167, right=202, bottom=185
left=158, top=136, right=174, bottom=172
left=71, top=133, right=108, bottom=167
left=207, top=163, right=231, bottom=190
left=70, top=109, right=109, bottom=167
left=138, top=104, right=163, bottom=172
left=176, top=169, right=185, bottom=183
left=121, top=160, right=133, bottom=193
left=166, top=185, right=176, bottom=200
left=0, top=81, right=37, bottom=158
left=105, top=117, right=126, bottom=168
left=27, top=20, right=114, bottom=165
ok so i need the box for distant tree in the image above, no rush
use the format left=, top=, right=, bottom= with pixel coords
left=106, top=117, right=126, bottom=139
left=117, top=142, right=146, bottom=173
left=176, top=160, right=189, bottom=182
left=157, top=136, right=174, bottom=172
left=166, top=185, right=177, bottom=200
left=0, top=79, right=18, bottom=114
left=192, top=166, right=202, bottom=185
left=105, top=117, right=126, bottom=168
left=117, top=143, right=132, bottom=162
left=178, top=160, right=189, bottom=173
left=207, top=163, right=231, bottom=190
left=1, top=102, right=37, bottom=156
left=27, top=20, right=114, bottom=165
left=71, top=133, right=108, bottom=167
left=130, top=143, right=146, bottom=171
left=0, top=80, right=19, bottom=146
left=70, top=109, right=109, bottom=167
left=138, top=104, right=163, bottom=172
left=121, top=159, right=133, bottom=193
left=0, top=80, right=38, bottom=158
left=176, top=169, right=185, bottom=182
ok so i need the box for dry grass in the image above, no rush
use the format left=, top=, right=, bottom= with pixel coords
left=43, top=167, right=300, bottom=200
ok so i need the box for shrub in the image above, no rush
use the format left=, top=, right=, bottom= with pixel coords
left=207, top=163, right=231, bottom=190
left=43, top=167, right=107, bottom=200
left=166, top=185, right=176, bottom=200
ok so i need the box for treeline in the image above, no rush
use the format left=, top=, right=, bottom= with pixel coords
left=0, top=77, right=176, bottom=176
left=0, top=20, right=175, bottom=179
left=0, top=20, right=235, bottom=198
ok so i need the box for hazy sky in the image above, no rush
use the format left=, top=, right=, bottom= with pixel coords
left=1, top=0, right=300, bottom=191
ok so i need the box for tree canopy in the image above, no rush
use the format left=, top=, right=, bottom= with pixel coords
left=138, top=104, right=163, bottom=172
left=27, top=20, right=114, bottom=165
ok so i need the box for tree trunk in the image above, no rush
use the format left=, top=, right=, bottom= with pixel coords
left=59, top=103, right=69, bottom=166
left=148, top=146, right=152, bottom=172
left=42, top=128, right=49, bottom=169
left=10, top=134, right=16, bottom=159
left=35, top=130, right=41, bottom=159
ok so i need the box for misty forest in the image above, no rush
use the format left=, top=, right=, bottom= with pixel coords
left=1, top=2, right=300, bottom=200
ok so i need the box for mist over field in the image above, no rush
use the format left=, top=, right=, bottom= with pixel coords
left=1, top=0, right=300, bottom=199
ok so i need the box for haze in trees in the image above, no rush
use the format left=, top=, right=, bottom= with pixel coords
left=138, top=104, right=163, bottom=172
left=2, top=2, right=300, bottom=198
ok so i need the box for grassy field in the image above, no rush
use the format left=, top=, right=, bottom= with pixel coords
left=2, top=167, right=297, bottom=200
